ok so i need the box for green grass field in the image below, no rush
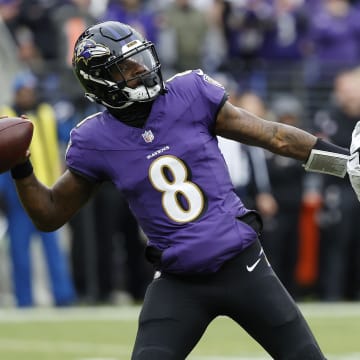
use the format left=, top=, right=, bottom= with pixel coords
left=0, top=303, right=359, bottom=359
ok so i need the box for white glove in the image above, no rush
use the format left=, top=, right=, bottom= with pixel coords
left=347, top=121, right=360, bottom=201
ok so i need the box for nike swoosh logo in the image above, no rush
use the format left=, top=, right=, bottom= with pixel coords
left=246, top=258, right=262, bottom=272
left=246, top=248, right=264, bottom=272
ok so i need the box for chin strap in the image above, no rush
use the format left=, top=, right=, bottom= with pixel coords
left=85, top=82, right=161, bottom=110
left=85, top=92, right=132, bottom=109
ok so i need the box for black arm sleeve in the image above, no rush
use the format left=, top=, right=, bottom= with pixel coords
left=313, top=138, right=350, bottom=156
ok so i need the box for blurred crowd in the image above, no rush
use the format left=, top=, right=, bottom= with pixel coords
left=1, top=0, right=360, bottom=307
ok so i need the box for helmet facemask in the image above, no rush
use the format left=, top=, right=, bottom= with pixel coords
left=100, top=40, right=163, bottom=108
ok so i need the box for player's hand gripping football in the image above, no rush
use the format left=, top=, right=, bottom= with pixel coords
left=347, top=121, right=360, bottom=201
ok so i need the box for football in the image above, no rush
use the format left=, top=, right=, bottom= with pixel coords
left=0, top=117, right=34, bottom=174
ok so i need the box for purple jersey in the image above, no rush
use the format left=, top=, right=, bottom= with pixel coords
left=66, top=70, right=257, bottom=274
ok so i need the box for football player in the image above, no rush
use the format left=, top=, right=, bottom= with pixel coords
left=10, top=21, right=358, bottom=359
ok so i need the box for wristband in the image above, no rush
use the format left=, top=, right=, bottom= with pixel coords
left=11, top=159, right=33, bottom=179
left=313, top=138, right=350, bottom=156
left=304, top=138, right=350, bottom=178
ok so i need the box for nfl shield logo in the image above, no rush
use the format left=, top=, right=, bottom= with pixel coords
left=142, top=130, right=154, bottom=143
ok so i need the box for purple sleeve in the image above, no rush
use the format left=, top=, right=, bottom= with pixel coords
left=65, top=126, right=104, bottom=183
left=193, top=70, right=228, bottom=128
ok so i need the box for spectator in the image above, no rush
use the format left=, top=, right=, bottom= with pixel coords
left=102, top=0, right=159, bottom=44
left=0, top=71, right=76, bottom=307
left=93, top=183, right=154, bottom=303
left=259, top=0, right=308, bottom=95
left=16, top=0, right=58, bottom=63
left=304, top=0, right=360, bottom=115
left=157, top=0, right=208, bottom=73
left=219, top=0, right=270, bottom=95
left=0, top=0, right=22, bottom=105
left=235, top=91, right=278, bottom=215
left=202, top=0, right=228, bottom=73
left=259, top=94, right=307, bottom=297
left=218, top=90, right=276, bottom=212
left=50, top=0, right=98, bottom=102
left=216, top=84, right=265, bottom=205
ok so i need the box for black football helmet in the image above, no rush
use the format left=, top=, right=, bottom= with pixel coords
left=72, top=21, right=165, bottom=109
